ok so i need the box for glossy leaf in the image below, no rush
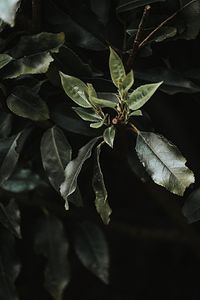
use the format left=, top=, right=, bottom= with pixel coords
left=0, top=128, right=31, bottom=184
left=60, top=72, right=92, bottom=108
left=7, top=86, right=50, bottom=121
left=73, top=107, right=102, bottom=122
left=129, top=110, right=143, bottom=117
left=35, top=215, right=70, bottom=300
left=135, top=131, right=195, bottom=196
left=90, top=96, right=117, bottom=109
left=0, top=54, right=12, bottom=69
left=41, top=126, right=72, bottom=192
left=0, top=113, right=12, bottom=138
left=74, top=221, right=109, bottom=283
left=103, top=126, right=116, bottom=148
left=121, top=70, right=134, bottom=93
left=60, top=137, right=100, bottom=209
left=109, top=47, right=126, bottom=88
left=182, top=187, right=200, bottom=223
left=0, top=200, right=21, bottom=239
left=90, top=118, right=106, bottom=129
left=127, top=82, right=163, bottom=110
left=0, top=0, right=21, bottom=26
left=92, top=143, right=112, bottom=224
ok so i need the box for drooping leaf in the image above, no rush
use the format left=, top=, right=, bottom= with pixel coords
left=0, top=0, right=21, bottom=26
left=0, top=128, right=31, bottom=184
left=127, top=82, right=163, bottom=110
left=0, top=54, right=13, bottom=69
left=60, top=137, right=100, bottom=209
left=73, top=107, right=102, bottom=122
left=92, top=143, right=112, bottom=224
left=109, top=47, right=126, bottom=88
left=7, top=86, right=50, bottom=121
left=74, top=221, right=109, bottom=283
left=182, top=187, right=200, bottom=223
left=0, top=169, right=41, bottom=193
left=0, top=200, right=21, bottom=239
left=135, top=131, right=195, bottom=196
left=103, top=126, right=116, bottom=148
left=0, top=228, right=20, bottom=300
left=90, top=96, right=118, bottom=109
left=35, top=215, right=70, bottom=300
left=41, top=126, right=72, bottom=192
left=116, top=0, right=165, bottom=13
left=0, top=113, right=12, bottom=138
left=60, top=72, right=92, bottom=108
left=90, top=117, right=106, bottom=129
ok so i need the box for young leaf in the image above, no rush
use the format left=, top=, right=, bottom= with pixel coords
left=87, top=83, right=97, bottom=99
left=90, top=118, right=106, bottom=129
left=92, top=143, right=112, bottom=224
left=7, top=86, right=50, bottom=121
left=182, top=187, right=200, bottom=224
left=41, top=126, right=72, bottom=192
left=0, top=200, right=21, bottom=239
left=135, top=131, right=195, bottom=196
left=90, top=96, right=117, bottom=109
left=0, top=128, right=31, bottom=184
left=121, top=70, right=134, bottom=93
left=129, top=110, right=143, bottom=117
left=35, top=215, right=70, bottom=300
left=103, top=126, right=116, bottom=148
left=73, top=107, right=102, bottom=122
left=60, top=72, right=92, bottom=108
left=0, top=54, right=13, bottom=69
left=0, top=0, right=21, bottom=26
left=109, top=47, right=126, bottom=88
left=74, top=221, right=109, bottom=283
left=60, top=137, right=100, bottom=209
left=127, top=82, right=163, bottom=110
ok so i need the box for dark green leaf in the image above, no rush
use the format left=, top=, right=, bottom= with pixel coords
left=41, top=126, right=72, bottom=192
left=92, top=143, right=112, bottom=224
left=127, top=82, right=163, bottom=110
left=180, top=0, right=200, bottom=39
left=0, top=199, right=21, bottom=239
left=60, top=137, right=100, bottom=209
left=0, top=128, right=31, bottom=184
left=135, top=131, right=195, bottom=196
left=103, top=126, right=116, bottom=148
left=182, top=187, right=200, bottom=223
left=74, top=221, right=109, bottom=283
left=60, top=72, right=92, bottom=108
left=0, top=0, right=21, bottom=26
left=35, top=215, right=70, bottom=300
left=7, top=86, right=50, bottom=121
left=109, top=47, right=126, bottom=88
left=0, top=113, right=12, bottom=138
left=116, top=0, right=165, bottom=13
left=0, top=54, right=13, bottom=69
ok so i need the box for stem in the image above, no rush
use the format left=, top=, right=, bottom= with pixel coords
left=126, top=5, right=151, bottom=72
left=139, top=0, right=198, bottom=48
left=129, top=122, right=140, bottom=135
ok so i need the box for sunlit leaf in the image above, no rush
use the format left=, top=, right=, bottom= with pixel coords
left=121, top=70, right=134, bottom=93
left=109, top=47, right=126, bottom=88
left=35, top=215, right=70, bottom=300
left=90, top=96, right=117, bottom=109
left=127, top=82, right=163, bottom=110
left=103, top=126, right=116, bottom=148
left=60, top=72, right=92, bottom=108
left=135, top=131, right=195, bottom=196
left=60, top=137, right=100, bottom=209
left=7, top=86, right=50, bottom=121
left=92, top=143, right=112, bottom=224
left=74, top=221, right=109, bottom=283
left=0, top=0, right=21, bottom=26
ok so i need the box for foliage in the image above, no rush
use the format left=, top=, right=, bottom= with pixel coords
left=1, top=0, right=200, bottom=299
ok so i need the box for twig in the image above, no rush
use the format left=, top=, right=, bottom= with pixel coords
left=126, top=5, right=151, bottom=72
left=139, top=0, right=198, bottom=49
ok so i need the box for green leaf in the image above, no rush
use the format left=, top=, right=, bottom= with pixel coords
left=87, top=83, right=97, bottom=99
left=103, top=126, right=116, bottom=148
left=0, top=128, right=31, bottom=184
left=60, top=72, right=92, bottom=108
left=60, top=137, right=100, bottom=209
left=41, top=126, right=72, bottom=192
left=109, top=47, right=126, bottom=88
left=0, top=0, right=21, bottom=26
left=0, top=113, right=12, bottom=138
left=74, top=221, right=109, bottom=283
left=7, top=86, right=50, bottom=121
left=0, top=168, right=41, bottom=193
left=35, top=215, right=70, bottom=300
left=73, top=107, right=102, bottom=122
left=129, top=110, right=143, bottom=117
left=0, top=54, right=12, bottom=69
left=121, top=70, right=134, bottom=93
left=90, top=96, right=117, bottom=109
left=135, top=131, right=195, bottom=196
left=182, top=187, right=200, bottom=223
left=0, top=200, right=21, bottom=239
left=92, top=143, right=112, bottom=224
left=116, top=0, right=165, bottom=13
left=127, top=82, right=163, bottom=110
left=90, top=118, right=106, bottom=129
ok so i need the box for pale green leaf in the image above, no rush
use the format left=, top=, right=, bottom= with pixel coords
left=73, top=107, right=102, bottom=122
left=0, top=0, right=21, bottom=26
left=135, top=131, right=195, bottom=196
left=60, top=137, right=100, bottom=209
left=90, top=96, right=117, bottom=109
left=87, top=83, right=97, bottom=99
left=90, top=117, right=106, bottom=129
left=121, top=70, right=134, bottom=93
left=103, top=126, right=116, bottom=148
left=60, top=72, right=91, bottom=108
left=129, top=110, right=143, bottom=117
left=127, top=82, right=163, bottom=110
left=93, top=143, right=112, bottom=224
left=109, top=47, right=126, bottom=88
left=0, top=54, right=13, bottom=69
